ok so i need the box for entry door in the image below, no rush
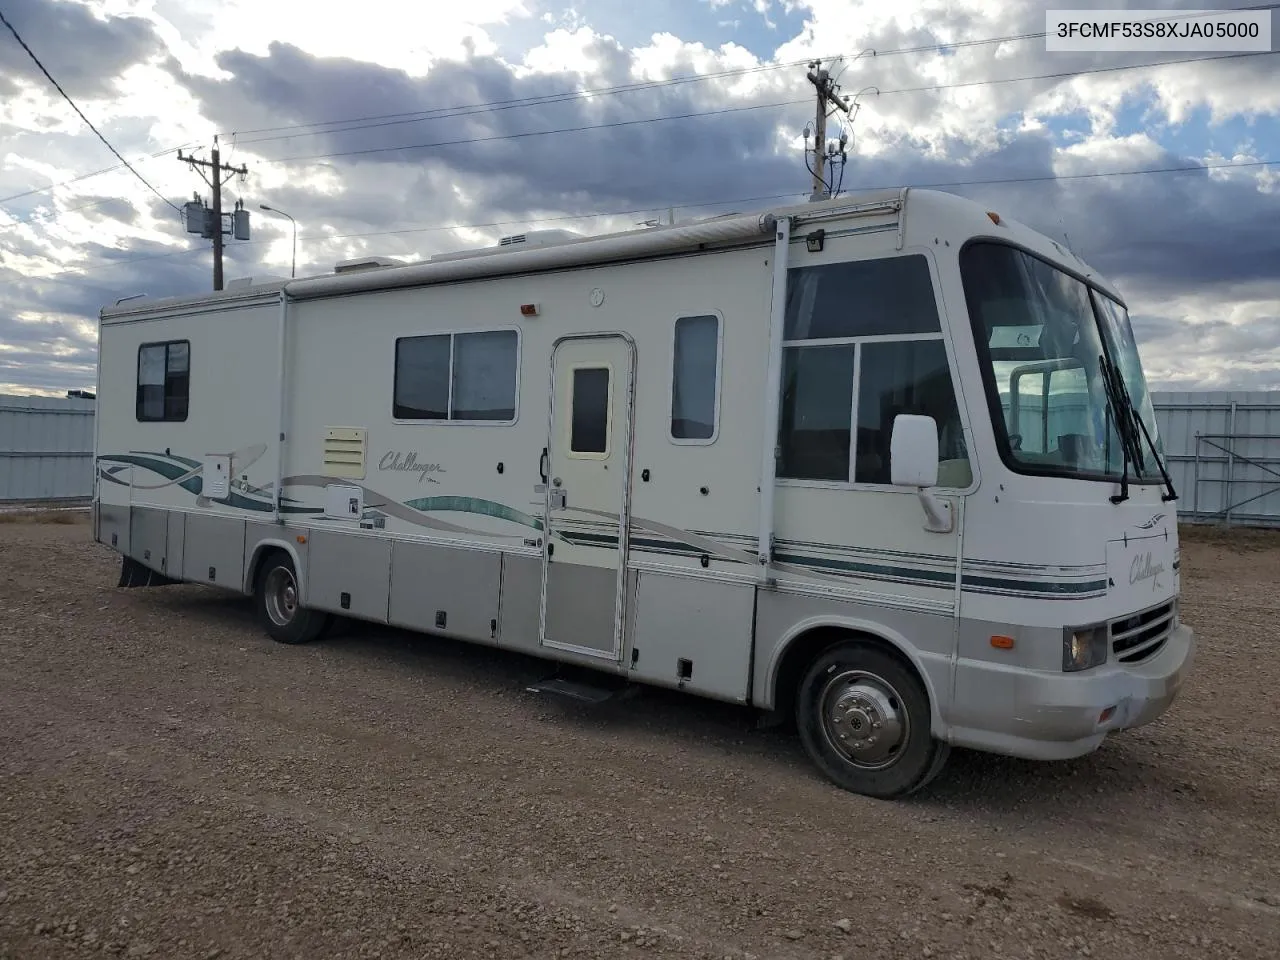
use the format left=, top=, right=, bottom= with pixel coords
left=539, top=334, right=636, bottom=661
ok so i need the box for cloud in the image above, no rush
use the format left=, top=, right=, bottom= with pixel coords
left=0, top=0, right=166, bottom=99
left=0, top=0, right=1278, bottom=396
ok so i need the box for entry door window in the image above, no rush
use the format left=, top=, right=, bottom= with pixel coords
left=570, top=366, right=611, bottom=456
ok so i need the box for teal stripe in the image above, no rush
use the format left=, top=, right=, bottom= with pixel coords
left=775, top=552, right=956, bottom=586
left=403, top=495, right=544, bottom=531
left=962, top=575, right=1108, bottom=596
left=100, top=453, right=203, bottom=496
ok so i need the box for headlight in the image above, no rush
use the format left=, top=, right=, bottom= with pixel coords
left=1062, top=624, right=1109, bottom=672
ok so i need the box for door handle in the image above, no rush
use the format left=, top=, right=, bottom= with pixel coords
left=539, top=446, right=549, bottom=483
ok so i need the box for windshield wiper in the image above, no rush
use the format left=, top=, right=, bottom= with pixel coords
left=1098, top=352, right=1178, bottom=504
left=1110, top=363, right=1179, bottom=503
left=1098, top=353, right=1140, bottom=504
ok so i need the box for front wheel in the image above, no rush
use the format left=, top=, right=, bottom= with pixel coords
left=796, top=641, right=949, bottom=799
left=254, top=552, right=332, bottom=645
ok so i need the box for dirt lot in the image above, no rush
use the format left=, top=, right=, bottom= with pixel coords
left=1, top=517, right=1278, bottom=960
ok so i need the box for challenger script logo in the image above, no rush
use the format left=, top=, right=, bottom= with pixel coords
left=1129, top=551, right=1166, bottom=591
left=378, top=450, right=445, bottom=484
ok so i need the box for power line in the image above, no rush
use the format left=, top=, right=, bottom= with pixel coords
left=0, top=195, right=126, bottom=229
left=223, top=0, right=1280, bottom=144
left=5, top=155, right=1274, bottom=289
left=886, top=48, right=1277, bottom=96
left=5, top=2, right=1275, bottom=209
left=0, top=144, right=191, bottom=208
left=0, top=10, right=182, bottom=216
left=261, top=97, right=810, bottom=163
left=259, top=50, right=1279, bottom=166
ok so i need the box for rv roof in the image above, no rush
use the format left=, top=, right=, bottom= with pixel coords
left=98, top=188, right=1115, bottom=319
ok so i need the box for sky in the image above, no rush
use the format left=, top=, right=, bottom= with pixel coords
left=0, top=0, right=1277, bottom=396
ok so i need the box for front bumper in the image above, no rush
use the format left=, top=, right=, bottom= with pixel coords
left=949, top=621, right=1196, bottom=761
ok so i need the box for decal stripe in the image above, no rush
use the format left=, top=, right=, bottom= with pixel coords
left=98, top=451, right=1110, bottom=597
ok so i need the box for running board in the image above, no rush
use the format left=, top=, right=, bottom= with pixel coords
left=526, top=673, right=630, bottom=704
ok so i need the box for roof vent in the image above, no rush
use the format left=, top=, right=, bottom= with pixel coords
left=334, top=256, right=406, bottom=274
left=495, top=229, right=581, bottom=249
left=225, top=275, right=289, bottom=290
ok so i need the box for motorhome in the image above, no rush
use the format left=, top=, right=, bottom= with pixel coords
left=93, top=187, right=1195, bottom=799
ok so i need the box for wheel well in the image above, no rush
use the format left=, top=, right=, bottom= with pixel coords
left=246, top=544, right=292, bottom=594
left=771, top=626, right=924, bottom=724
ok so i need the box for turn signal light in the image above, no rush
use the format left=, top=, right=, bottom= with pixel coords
left=986, top=211, right=1002, bottom=225
left=990, top=635, right=1015, bottom=650
left=520, top=303, right=539, bottom=317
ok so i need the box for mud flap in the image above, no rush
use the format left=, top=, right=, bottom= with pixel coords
left=117, top=555, right=181, bottom=589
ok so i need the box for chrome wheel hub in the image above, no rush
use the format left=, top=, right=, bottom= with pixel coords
left=820, top=670, right=909, bottom=769
left=264, top=567, right=298, bottom=627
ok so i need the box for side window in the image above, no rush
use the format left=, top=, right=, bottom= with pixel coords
left=394, top=335, right=450, bottom=419
left=670, top=314, right=720, bottom=442
left=785, top=254, right=940, bottom=339
left=453, top=330, right=518, bottom=421
left=570, top=366, right=611, bottom=455
left=394, top=330, right=518, bottom=422
left=777, top=344, right=855, bottom=481
left=775, top=254, right=969, bottom=488
left=854, top=340, right=967, bottom=486
left=136, top=340, right=189, bottom=422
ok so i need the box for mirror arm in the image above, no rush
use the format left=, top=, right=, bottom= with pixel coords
left=916, top=488, right=954, bottom=534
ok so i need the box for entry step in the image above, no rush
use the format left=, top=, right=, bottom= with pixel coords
left=526, top=672, right=629, bottom=704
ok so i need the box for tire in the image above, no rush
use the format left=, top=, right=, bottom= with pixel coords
left=253, top=551, right=332, bottom=645
left=795, top=640, right=949, bottom=799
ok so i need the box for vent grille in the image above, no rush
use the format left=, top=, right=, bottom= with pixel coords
left=323, top=426, right=367, bottom=479
left=1110, top=600, right=1175, bottom=664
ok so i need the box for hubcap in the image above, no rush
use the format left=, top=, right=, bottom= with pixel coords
left=264, top=567, right=298, bottom=627
left=819, top=669, right=909, bottom=769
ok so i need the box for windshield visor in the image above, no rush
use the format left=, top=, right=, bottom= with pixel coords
left=960, top=241, right=1164, bottom=484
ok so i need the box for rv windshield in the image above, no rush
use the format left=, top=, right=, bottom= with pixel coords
left=960, top=241, right=1164, bottom=484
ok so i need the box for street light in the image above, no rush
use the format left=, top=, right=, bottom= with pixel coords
left=259, top=203, right=297, bottom=278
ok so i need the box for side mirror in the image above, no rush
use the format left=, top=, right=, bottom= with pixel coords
left=890, top=414, right=940, bottom=488
left=890, top=414, right=953, bottom=534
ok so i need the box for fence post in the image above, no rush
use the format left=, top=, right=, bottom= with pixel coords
left=1225, top=401, right=1238, bottom=528
left=1192, top=432, right=1201, bottom=522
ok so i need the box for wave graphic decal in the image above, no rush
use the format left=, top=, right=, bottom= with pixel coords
left=402, top=496, right=544, bottom=531
left=99, top=451, right=552, bottom=538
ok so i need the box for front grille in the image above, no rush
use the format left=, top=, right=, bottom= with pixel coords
left=1110, top=601, right=1175, bottom=664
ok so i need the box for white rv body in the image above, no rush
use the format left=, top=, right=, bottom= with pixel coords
left=93, top=188, right=1195, bottom=797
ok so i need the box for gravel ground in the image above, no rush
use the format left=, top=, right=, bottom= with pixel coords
left=1, top=518, right=1278, bottom=960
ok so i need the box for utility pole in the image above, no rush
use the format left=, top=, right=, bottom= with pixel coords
left=178, top=137, right=250, bottom=291
left=806, top=60, right=852, bottom=201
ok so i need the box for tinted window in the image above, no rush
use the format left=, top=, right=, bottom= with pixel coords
left=777, top=344, right=855, bottom=481
left=671, top=314, right=719, bottom=441
left=784, top=254, right=940, bottom=340
left=452, top=330, right=518, bottom=420
left=854, top=339, right=967, bottom=485
left=393, top=335, right=450, bottom=419
left=136, top=341, right=189, bottom=422
left=571, top=367, right=610, bottom=454
left=394, top=330, right=519, bottom=422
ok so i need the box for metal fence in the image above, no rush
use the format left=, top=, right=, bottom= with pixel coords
left=0, top=394, right=96, bottom=503
left=1, top=388, right=1278, bottom=524
left=1151, top=391, right=1280, bottom=528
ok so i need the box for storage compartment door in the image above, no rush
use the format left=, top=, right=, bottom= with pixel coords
left=628, top=573, right=756, bottom=703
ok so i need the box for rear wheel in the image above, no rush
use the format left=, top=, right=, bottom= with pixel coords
left=796, top=640, right=949, bottom=799
left=254, top=552, right=331, bottom=645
